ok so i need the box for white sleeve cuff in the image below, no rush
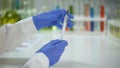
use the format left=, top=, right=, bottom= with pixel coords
left=23, top=53, right=49, bottom=68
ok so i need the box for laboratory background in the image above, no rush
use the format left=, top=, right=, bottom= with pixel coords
left=0, top=0, right=120, bottom=68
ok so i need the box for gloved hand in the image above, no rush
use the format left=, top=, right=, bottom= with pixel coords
left=32, top=9, right=74, bottom=30
left=36, top=39, right=68, bottom=66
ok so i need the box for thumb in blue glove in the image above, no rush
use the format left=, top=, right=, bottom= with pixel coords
left=32, top=9, right=74, bottom=30
left=36, top=39, right=68, bottom=66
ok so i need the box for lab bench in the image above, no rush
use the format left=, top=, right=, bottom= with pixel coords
left=0, top=31, right=120, bottom=68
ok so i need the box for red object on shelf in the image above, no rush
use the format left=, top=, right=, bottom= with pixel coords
left=100, top=21, right=105, bottom=32
left=84, top=4, right=90, bottom=31
left=85, top=21, right=91, bottom=31
left=100, top=5, right=105, bottom=18
left=100, top=5, right=105, bottom=32
left=84, top=4, right=90, bottom=17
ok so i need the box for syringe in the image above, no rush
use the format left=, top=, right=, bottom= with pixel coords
left=60, top=10, right=69, bottom=40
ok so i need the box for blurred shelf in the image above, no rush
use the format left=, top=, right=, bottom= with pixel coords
left=64, top=31, right=106, bottom=36
left=73, top=15, right=107, bottom=21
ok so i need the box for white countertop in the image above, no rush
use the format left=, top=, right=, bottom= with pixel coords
left=0, top=31, right=120, bottom=68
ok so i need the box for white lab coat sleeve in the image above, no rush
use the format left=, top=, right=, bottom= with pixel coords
left=0, top=25, right=7, bottom=54
left=23, top=53, right=49, bottom=68
left=0, top=17, right=37, bottom=52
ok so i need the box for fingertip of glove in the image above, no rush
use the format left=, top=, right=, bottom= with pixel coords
left=60, top=9, right=74, bottom=18
left=51, top=39, right=68, bottom=47
left=61, top=40, right=68, bottom=47
left=67, top=19, right=73, bottom=28
left=67, top=13, right=74, bottom=19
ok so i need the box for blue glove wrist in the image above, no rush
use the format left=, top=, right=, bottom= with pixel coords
left=36, top=39, right=68, bottom=66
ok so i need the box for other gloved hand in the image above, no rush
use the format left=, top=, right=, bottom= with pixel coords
left=32, top=9, right=74, bottom=30
left=36, top=39, right=68, bottom=66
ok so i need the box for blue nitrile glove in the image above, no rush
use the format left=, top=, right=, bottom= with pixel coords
left=32, top=9, right=74, bottom=30
left=36, top=39, right=68, bottom=66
